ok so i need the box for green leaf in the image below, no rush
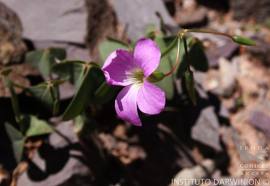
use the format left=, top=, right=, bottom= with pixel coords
left=73, top=115, right=97, bottom=137
left=161, top=37, right=178, bottom=58
left=5, top=123, right=25, bottom=162
left=188, top=39, right=209, bottom=72
left=163, top=36, right=194, bottom=77
left=3, top=78, right=22, bottom=123
left=184, top=70, right=196, bottom=105
left=22, top=115, right=53, bottom=137
left=63, top=64, right=104, bottom=120
left=93, top=82, right=120, bottom=104
left=232, top=35, right=256, bottom=46
left=175, top=37, right=193, bottom=77
left=26, top=48, right=66, bottom=77
left=99, top=39, right=128, bottom=65
left=172, top=37, right=208, bottom=77
left=52, top=60, right=85, bottom=88
left=74, top=115, right=85, bottom=134
left=27, top=80, right=61, bottom=113
left=155, top=36, right=175, bottom=99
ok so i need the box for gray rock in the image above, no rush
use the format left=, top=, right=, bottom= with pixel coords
left=170, top=159, right=215, bottom=186
left=196, top=0, right=230, bottom=12
left=193, top=33, right=239, bottom=67
left=2, top=0, right=88, bottom=43
left=32, top=40, right=92, bottom=62
left=111, top=0, right=177, bottom=40
left=175, top=6, right=208, bottom=27
left=192, top=107, right=222, bottom=151
left=249, top=110, right=270, bottom=138
left=2, top=0, right=177, bottom=50
left=206, top=40, right=239, bottom=67
left=231, top=128, right=263, bottom=163
left=218, top=58, right=238, bottom=97
left=17, top=121, right=92, bottom=186
left=85, top=0, right=117, bottom=50
left=0, top=1, right=26, bottom=64
left=230, top=0, right=270, bottom=23
left=246, top=36, right=270, bottom=66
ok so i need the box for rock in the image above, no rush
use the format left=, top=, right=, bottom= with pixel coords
left=236, top=55, right=269, bottom=103
left=59, top=82, right=75, bottom=100
left=163, top=0, right=176, bottom=16
left=206, top=40, right=239, bottom=67
left=196, top=0, right=230, bottom=12
left=231, top=125, right=269, bottom=167
left=222, top=95, right=244, bottom=113
left=111, top=0, right=177, bottom=40
left=202, top=58, right=238, bottom=97
left=249, top=110, right=270, bottom=138
left=2, top=0, right=176, bottom=52
left=191, top=107, right=222, bottom=151
left=2, top=0, right=88, bottom=44
left=230, top=0, right=270, bottom=23
left=0, top=165, right=9, bottom=185
left=192, top=32, right=239, bottom=67
left=31, top=40, right=92, bottom=62
left=98, top=133, right=146, bottom=165
left=17, top=121, right=93, bottom=186
left=175, top=6, right=208, bottom=27
left=85, top=0, right=117, bottom=50
left=203, top=0, right=270, bottom=28
left=246, top=36, right=270, bottom=66
left=218, top=58, right=238, bottom=97
left=170, top=159, right=215, bottom=186
left=0, top=2, right=26, bottom=64
left=0, top=64, right=37, bottom=97
left=2, top=0, right=119, bottom=53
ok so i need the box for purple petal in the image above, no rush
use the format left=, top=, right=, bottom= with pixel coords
left=102, top=49, right=136, bottom=86
left=137, top=81, right=165, bottom=115
left=115, top=85, right=142, bottom=126
left=134, top=38, right=161, bottom=77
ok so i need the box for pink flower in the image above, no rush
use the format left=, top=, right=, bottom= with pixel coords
left=102, top=38, right=166, bottom=126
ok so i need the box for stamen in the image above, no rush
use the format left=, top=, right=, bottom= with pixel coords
left=125, top=68, right=144, bottom=85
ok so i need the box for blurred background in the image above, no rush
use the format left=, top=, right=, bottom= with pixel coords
left=1, top=0, right=270, bottom=185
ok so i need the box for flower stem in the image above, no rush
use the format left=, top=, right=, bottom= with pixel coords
left=162, top=28, right=253, bottom=79
left=161, top=37, right=178, bottom=58
left=163, top=28, right=236, bottom=78
left=164, top=37, right=181, bottom=77
left=182, top=35, right=191, bottom=72
left=183, top=28, right=233, bottom=39
left=182, top=35, right=197, bottom=105
left=13, top=82, right=27, bottom=90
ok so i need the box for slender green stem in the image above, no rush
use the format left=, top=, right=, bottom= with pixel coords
left=50, top=87, right=58, bottom=115
left=13, top=82, right=27, bottom=90
left=184, top=28, right=232, bottom=39
left=182, top=36, right=191, bottom=72
left=182, top=35, right=197, bottom=105
left=162, top=28, right=235, bottom=78
left=161, top=37, right=178, bottom=58
left=107, top=37, right=130, bottom=48
left=164, top=37, right=181, bottom=76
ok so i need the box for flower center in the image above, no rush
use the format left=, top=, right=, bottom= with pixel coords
left=127, top=68, right=144, bottom=85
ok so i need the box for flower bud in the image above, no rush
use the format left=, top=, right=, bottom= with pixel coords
left=147, top=71, right=165, bottom=82
left=232, top=35, right=256, bottom=46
